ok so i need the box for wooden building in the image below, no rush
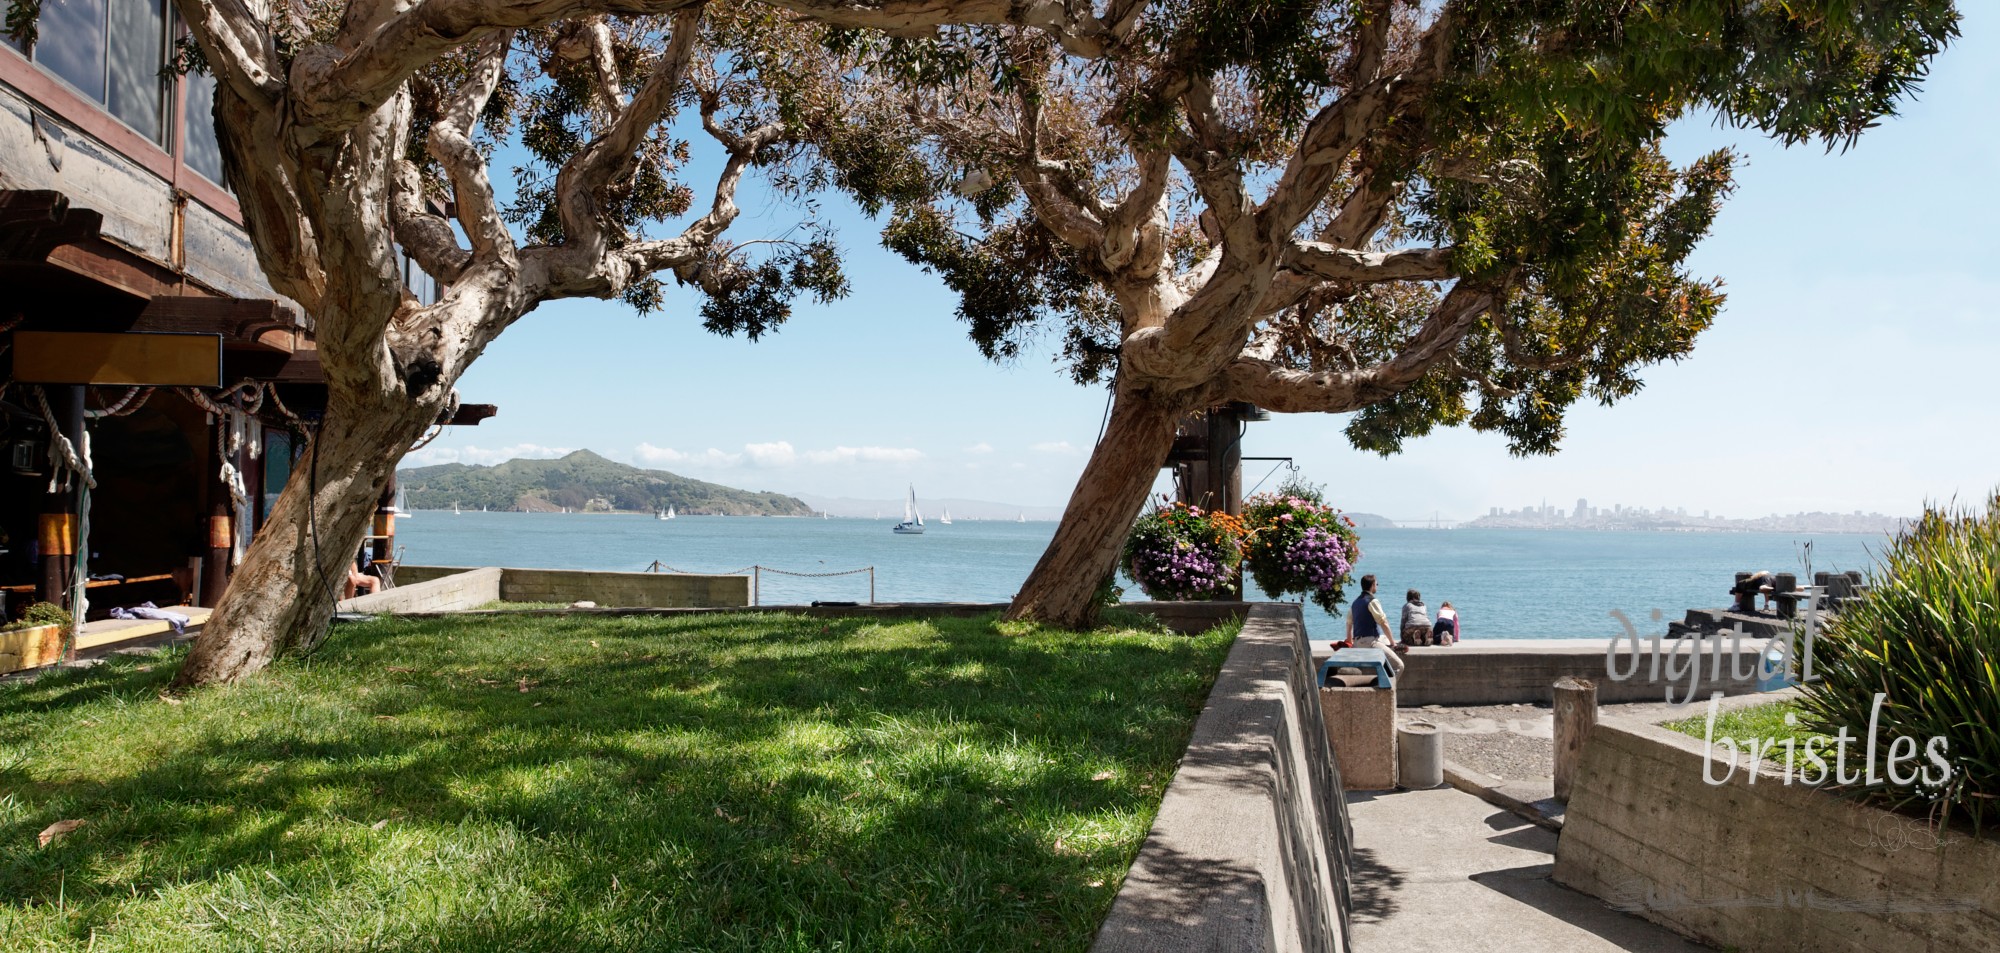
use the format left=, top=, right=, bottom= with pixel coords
left=0, top=7, right=482, bottom=630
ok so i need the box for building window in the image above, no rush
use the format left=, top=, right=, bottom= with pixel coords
left=259, top=427, right=295, bottom=527
left=106, top=0, right=164, bottom=140
left=181, top=63, right=224, bottom=184
left=395, top=245, right=441, bottom=305
left=8, top=0, right=170, bottom=145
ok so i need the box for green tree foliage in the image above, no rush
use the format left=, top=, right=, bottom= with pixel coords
left=777, top=0, right=1956, bottom=454
left=753, top=0, right=1959, bottom=625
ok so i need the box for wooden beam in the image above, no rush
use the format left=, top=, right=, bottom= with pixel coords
left=222, top=348, right=323, bottom=384
left=135, top=296, right=299, bottom=353
left=447, top=404, right=498, bottom=426
left=0, top=190, right=103, bottom=263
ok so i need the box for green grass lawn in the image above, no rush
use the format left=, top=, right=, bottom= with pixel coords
left=0, top=612, right=1236, bottom=952
left=1662, top=699, right=1823, bottom=747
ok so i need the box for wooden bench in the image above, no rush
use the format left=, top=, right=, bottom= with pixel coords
left=2, top=569, right=194, bottom=618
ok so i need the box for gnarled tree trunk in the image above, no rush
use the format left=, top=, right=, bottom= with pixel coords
left=171, top=387, right=439, bottom=687
left=1004, top=380, right=1191, bottom=629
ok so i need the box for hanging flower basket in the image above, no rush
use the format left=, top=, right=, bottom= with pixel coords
left=1122, top=501, right=1246, bottom=601
left=1240, top=482, right=1362, bottom=615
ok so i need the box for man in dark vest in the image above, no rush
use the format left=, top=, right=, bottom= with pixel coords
left=1345, top=574, right=1404, bottom=675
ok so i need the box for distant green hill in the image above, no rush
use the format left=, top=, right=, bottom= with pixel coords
left=397, top=450, right=812, bottom=516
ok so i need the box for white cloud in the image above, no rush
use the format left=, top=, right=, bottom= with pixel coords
left=804, top=446, right=925, bottom=465
left=632, top=442, right=923, bottom=469
left=407, top=443, right=571, bottom=466
left=744, top=441, right=798, bottom=468
left=965, top=442, right=994, bottom=454
left=635, top=443, right=741, bottom=468
left=1031, top=440, right=1077, bottom=454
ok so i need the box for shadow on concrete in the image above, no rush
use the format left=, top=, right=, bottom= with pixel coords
left=1469, top=863, right=1716, bottom=952
left=1486, top=822, right=1557, bottom=854
left=1092, top=841, right=1274, bottom=951
left=1346, top=845, right=1407, bottom=925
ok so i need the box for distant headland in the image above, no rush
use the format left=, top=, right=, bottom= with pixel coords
left=396, top=450, right=812, bottom=516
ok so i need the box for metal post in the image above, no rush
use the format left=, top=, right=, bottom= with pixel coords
left=869, top=568, right=875, bottom=604
left=752, top=566, right=760, bottom=606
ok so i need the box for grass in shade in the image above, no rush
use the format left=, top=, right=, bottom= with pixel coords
left=0, top=612, right=1235, bottom=952
left=1663, top=699, right=1822, bottom=747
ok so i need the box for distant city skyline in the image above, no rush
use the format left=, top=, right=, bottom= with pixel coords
left=409, top=7, right=1998, bottom=521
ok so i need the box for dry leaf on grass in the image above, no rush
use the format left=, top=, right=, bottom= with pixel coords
left=158, top=693, right=183, bottom=706
left=1091, top=771, right=1115, bottom=781
left=38, top=819, right=86, bottom=847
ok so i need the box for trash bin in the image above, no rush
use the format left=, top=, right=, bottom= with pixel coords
left=1398, top=720, right=1443, bottom=789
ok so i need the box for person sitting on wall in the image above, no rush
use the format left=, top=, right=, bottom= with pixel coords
left=1729, top=570, right=1777, bottom=614
left=344, top=546, right=381, bottom=600
left=1345, top=574, right=1405, bottom=675
left=1432, top=601, right=1461, bottom=645
left=1401, top=589, right=1434, bottom=646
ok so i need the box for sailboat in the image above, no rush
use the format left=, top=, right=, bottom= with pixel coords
left=939, top=508, right=953, bottom=525
left=657, top=505, right=676, bottom=520
left=892, top=485, right=926, bottom=535
left=453, top=501, right=462, bottom=515
left=392, top=486, right=414, bottom=518
left=1017, top=511, right=1026, bottom=523
left=822, top=512, right=829, bottom=520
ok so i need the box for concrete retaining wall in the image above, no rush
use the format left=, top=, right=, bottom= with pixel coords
left=496, top=567, right=748, bottom=608
left=389, top=570, right=1247, bottom=633
left=1357, top=637, right=1775, bottom=706
left=338, top=567, right=500, bottom=614
left=1092, top=603, right=1353, bottom=953
left=1554, top=716, right=2000, bottom=952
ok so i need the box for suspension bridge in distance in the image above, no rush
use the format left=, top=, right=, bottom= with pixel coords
left=1382, top=516, right=1469, bottom=529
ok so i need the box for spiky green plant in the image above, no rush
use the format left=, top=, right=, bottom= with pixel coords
left=1797, top=495, right=2000, bottom=832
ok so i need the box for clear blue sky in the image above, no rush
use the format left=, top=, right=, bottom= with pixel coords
left=414, top=10, right=1998, bottom=518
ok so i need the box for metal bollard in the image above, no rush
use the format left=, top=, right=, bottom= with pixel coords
left=1397, top=720, right=1443, bottom=789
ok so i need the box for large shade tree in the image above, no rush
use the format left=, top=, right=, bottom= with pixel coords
left=775, top=0, right=1958, bottom=627
left=11, top=0, right=1128, bottom=688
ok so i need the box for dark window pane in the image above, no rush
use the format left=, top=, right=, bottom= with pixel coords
left=106, top=0, right=164, bottom=142
left=261, top=429, right=292, bottom=526
left=37, top=0, right=108, bottom=102
left=182, top=66, right=225, bottom=183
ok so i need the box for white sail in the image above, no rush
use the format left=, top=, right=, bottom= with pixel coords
left=893, top=485, right=926, bottom=534
left=939, top=508, right=952, bottom=525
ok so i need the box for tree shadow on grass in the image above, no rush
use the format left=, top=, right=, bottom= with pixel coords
left=0, top=611, right=1234, bottom=952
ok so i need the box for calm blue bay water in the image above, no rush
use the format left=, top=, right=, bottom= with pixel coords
left=394, top=513, right=1885, bottom=641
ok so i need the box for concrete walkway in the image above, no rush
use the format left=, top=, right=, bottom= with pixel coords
left=1346, top=786, right=1713, bottom=952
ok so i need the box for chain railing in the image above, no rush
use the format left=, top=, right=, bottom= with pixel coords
left=642, top=561, right=875, bottom=605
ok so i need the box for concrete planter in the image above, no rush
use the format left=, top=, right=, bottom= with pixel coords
left=1554, top=716, right=2000, bottom=952
left=0, top=623, right=69, bottom=674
